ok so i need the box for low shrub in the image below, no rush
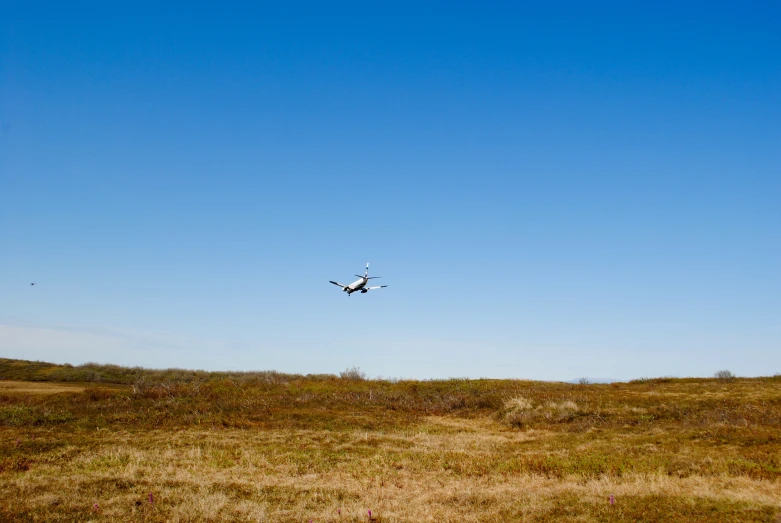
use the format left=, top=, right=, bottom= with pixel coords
left=340, top=366, right=367, bottom=381
left=498, top=396, right=579, bottom=429
left=715, top=370, right=735, bottom=381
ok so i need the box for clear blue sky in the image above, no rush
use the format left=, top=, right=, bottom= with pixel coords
left=2, top=2, right=779, bottom=380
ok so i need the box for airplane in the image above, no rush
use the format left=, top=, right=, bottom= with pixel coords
left=330, top=263, right=388, bottom=296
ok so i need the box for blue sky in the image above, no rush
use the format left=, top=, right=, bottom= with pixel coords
left=2, top=2, right=779, bottom=380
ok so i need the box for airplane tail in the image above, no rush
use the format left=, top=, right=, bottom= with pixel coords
left=356, top=262, right=381, bottom=280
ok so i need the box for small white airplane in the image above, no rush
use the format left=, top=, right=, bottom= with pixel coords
left=330, top=263, right=388, bottom=296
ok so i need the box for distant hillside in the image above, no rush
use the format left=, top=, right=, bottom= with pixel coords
left=0, top=358, right=313, bottom=385
left=567, top=378, right=620, bottom=384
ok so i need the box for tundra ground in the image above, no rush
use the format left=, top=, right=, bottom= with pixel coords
left=1, top=359, right=780, bottom=522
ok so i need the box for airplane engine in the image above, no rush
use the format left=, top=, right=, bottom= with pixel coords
left=361, top=289, right=368, bottom=293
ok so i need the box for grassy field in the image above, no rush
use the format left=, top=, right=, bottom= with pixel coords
left=1, top=358, right=780, bottom=522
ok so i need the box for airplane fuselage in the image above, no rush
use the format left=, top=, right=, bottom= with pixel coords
left=344, top=278, right=367, bottom=293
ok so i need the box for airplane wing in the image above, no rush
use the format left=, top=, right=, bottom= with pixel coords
left=365, top=285, right=388, bottom=291
left=329, top=281, right=347, bottom=289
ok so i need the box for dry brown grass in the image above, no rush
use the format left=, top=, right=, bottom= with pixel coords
left=0, top=380, right=87, bottom=395
left=1, top=360, right=780, bottom=521
left=3, top=421, right=780, bottom=522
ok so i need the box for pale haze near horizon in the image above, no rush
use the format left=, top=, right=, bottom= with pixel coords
left=2, top=3, right=779, bottom=381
